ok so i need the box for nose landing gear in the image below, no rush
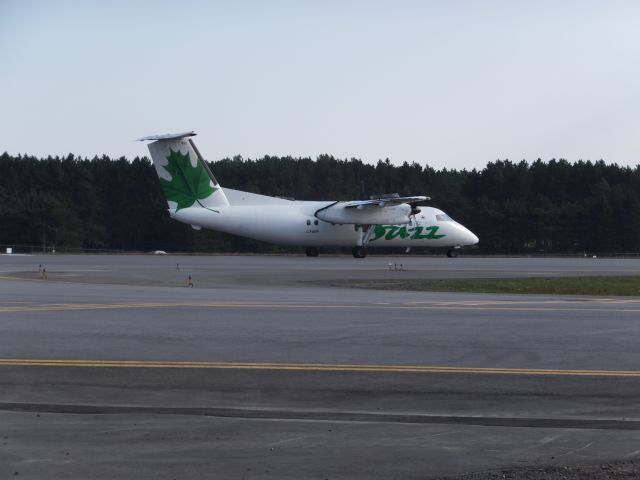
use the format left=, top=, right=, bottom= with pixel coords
left=446, top=248, right=458, bottom=258
left=305, top=247, right=319, bottom=257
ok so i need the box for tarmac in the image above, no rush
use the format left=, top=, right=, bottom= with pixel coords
left=0, top=254, right=639, bottom=479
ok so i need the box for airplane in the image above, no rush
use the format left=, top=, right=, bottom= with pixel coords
left=139, top=131, right=479, bottom=258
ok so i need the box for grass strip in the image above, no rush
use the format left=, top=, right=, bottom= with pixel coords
left=340, top=276, right=640, bottom=296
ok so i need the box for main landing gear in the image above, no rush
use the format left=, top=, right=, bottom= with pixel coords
left=352, top=246, right=367, bottom=259
left=305, top=247, right=319, bottom=257
left=352, top=224, right=374, bottom=259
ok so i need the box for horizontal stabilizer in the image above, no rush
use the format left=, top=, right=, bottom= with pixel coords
left=137, top=131, right=197, bottom=142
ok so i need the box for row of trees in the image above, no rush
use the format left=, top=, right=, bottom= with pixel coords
left=1, top=151, right=639, bottom=254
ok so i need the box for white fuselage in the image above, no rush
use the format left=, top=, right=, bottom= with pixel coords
left=170, top=189, right=479, bottom=249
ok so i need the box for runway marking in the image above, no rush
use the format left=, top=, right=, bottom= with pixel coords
left=2, top=300, right=640, bottom=314
left=0, top=302, right=365, bottom=313
left=1, top=359, right=639, bottom=377
left=415, top=299, right=640, bottom=306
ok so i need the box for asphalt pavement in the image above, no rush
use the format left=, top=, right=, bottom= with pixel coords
left=0, top=254, right=639, bottom=479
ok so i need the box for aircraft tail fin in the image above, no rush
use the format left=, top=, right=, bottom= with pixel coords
left=139, top=131, right=229, bottom=211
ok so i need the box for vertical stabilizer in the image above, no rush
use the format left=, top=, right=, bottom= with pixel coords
left=139, top=131, right=229, bottom=211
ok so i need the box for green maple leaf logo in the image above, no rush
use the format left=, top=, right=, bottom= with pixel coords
left=159, top=149, right=217, bottom=211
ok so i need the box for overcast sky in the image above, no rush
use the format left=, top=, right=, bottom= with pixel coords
left=1, top=0, right=639, bottom=169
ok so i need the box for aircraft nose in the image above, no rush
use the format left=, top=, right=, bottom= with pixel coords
left=465, top=229, right=479, bottom=245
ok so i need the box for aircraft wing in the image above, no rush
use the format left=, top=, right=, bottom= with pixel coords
left=316, top=194, right=429, bottom=225
left=343, top=195, right=429, bottom=209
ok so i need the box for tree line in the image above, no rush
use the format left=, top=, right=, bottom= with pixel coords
left=1, top=151, right=639, bottom=255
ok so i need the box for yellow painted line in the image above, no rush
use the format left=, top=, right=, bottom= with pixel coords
left=0, top=302, right=365, bottom=313
left=0, top=274, right=63, bottom=284
left=0, top=359, right=639, bottom=377
left=430, top=299, right=640, bottom=306
left=2, top=301, right=640, bottom=314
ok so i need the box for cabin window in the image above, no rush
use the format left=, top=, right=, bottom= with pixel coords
left=306, top=219, right=311, bottom=225
left=314, top=220, right=319, bottom=226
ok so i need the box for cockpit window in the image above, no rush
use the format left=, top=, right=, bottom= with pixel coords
left=436, top=214, right=453, bottom=222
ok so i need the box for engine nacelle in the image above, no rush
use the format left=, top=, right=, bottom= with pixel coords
left=316, top=203, right=412, bottom=225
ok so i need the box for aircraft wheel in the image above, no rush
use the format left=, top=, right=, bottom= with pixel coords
left=305, top=247, right=319, bottom=257
left=446, top=248, right=458, bottom=258
left=352, top=246, right=367, bottom=259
